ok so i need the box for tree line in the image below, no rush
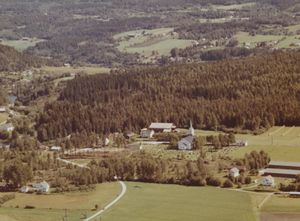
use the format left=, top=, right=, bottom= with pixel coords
left=37, top=52, right=300, bottom=141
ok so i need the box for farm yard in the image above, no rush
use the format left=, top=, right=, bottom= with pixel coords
left=101, top=182, right=257, bottom=221
left=0, top=182, right=121, bottom=221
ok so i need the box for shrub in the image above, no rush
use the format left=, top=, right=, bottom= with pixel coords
left=206, top=177, right=221, bottom=187
left=24, top=205, right=35, bottom=209
left=245, top=176, right=252, bottom=184
left=223, top=179, right=234, bottom=188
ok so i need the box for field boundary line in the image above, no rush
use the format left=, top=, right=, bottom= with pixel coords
left=258, top=193, right=273, bottom=209
left=282, top=126, right=294, bottom=136
left=268, top=126, right=285, bottom=136
left=84, top=181, right=127, bottom=221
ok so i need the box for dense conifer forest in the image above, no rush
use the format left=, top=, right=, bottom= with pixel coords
left=0, top=45, right=46, bottom=72
left=37, top=52, right=300, bottom=141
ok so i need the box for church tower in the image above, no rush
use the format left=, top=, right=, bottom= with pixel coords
left=188, top=120, right=195, bottom=136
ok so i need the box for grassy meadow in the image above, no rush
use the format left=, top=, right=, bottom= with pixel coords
left=114, top=28, right=194, bottom=58
left=0, top=182, right=121, bottom=221
left=0, top=39, right=44, bottom=52
left=101, top=182, right=257, bottom=221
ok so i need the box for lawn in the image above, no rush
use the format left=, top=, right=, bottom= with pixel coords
left=101, top=182, right=257, bottom=221
left=0, top=182, right=121, bottom=221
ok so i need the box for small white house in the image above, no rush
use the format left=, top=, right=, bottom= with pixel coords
left=32, top=181, right=50, bottom=193
left=0, top=106, right=6, bottom=112
left=140, top=128, right=155, bottom=138
left=178, top=135, right=194, bottom=150
left=20, top=186, right=30, bottom=193
left=229, top=167, right=240, bottom=178
left=261, top=175, right=275, bottom=187
left=50, top=146, right=61, bottom=151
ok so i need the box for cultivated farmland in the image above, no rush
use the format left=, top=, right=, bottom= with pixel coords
left=101, top=182, right=257, bottom=221
left=0, top=182, right=121, bottom=221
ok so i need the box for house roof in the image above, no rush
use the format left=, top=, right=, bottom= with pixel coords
left=264, top=168, right=300, bottom=175
left=230, top=167, right=239, bottom=173
left=269, top=161, right=300, bottom=168
left=149, top=123, right=175, bottom=129
left=181, top=135, right=194, bottom=144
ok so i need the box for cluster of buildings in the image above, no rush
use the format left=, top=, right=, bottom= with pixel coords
left=140, top=122, right=177, bottom=139
left=262, top=161, right=300, bottom=178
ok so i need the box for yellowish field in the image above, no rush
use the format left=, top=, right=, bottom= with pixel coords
left=4, top=182, right=120, bottom=210
left=0, top=182, right=121, bottom=221
left=262, top=195, right=300, bottom=213
left=0, top=113, right=9, bottom=124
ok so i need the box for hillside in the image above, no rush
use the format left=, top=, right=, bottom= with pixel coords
left=36, top=52, right=300, bottom=141
left=0, top=44, right=43, bottom=71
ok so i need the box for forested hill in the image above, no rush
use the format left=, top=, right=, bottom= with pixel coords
left=37, top=52, right=300, bottom=141
left=0, top=44, right=44, bottom=71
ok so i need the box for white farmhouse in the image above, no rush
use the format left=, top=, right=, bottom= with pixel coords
left=261, top=175, right=275, bottom=187
left=178, top=135, right=194, bottom=150
left=33, top=181, right=50, bottom=193
left=229, top=167, right=240, bottom=178
left=140, top=128, right=155, bottom=138
left=50, top=146, right=61, bottom=151
left=0, top=106, right=6, bottom=113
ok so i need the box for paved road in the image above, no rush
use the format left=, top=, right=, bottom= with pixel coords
left=84, top=181, right=127, bottom=221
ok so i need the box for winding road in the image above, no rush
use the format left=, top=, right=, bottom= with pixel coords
left=84, top=181, right=127, bottom=221
left=57, top=157, right=127, bottom=221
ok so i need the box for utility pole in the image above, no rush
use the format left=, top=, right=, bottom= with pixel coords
left=63, top=209, right=68, bottom=221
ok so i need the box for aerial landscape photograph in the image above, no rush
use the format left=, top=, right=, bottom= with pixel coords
left=1, top=0, right=300, bottom=220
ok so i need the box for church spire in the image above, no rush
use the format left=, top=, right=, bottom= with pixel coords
left=188, top=120, right=195, bottom=136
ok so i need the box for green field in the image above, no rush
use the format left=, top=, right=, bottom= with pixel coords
left=228, top=126, right=300, bottom=161
left=0, top=182, right=121, bottom=221
left=114, top=28, right=194, bottom=58
left=101, top=182, right=257, bottom=221
left=0, top=38, right=44, bottom=51
left=235, top=31, right=300, bottom=49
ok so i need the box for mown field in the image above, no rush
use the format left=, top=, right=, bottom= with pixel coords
left=261, top=195, right=300, bottom=221
left=0, top=182, right=120, bottom=221
left=228, top=126, right=300, bottom=161
left=101, top=182, right=257, bottom=221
